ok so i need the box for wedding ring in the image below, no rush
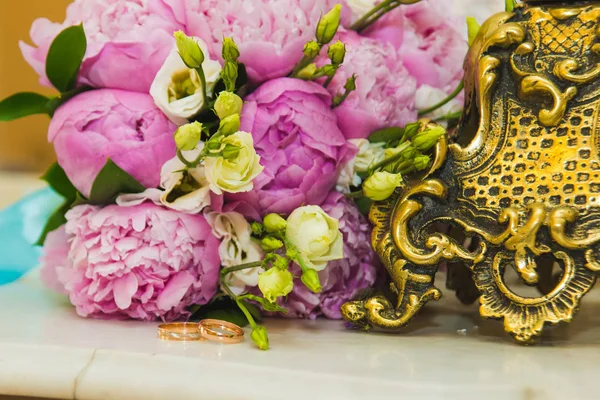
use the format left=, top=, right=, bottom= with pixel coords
left=157, top=322, right=205, bottom=341
left=199, top=319, right=245, bottom=344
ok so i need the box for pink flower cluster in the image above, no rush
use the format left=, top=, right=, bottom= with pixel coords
left=32, top=0, right=466, bottom=321
left=41, top=204, right=220, bottom=321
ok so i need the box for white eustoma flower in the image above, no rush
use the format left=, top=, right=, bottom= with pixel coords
left=150, top=38, right=222, bottom=126
left=346, top=0, right=377, bottom=23
left=285, top=206, right=344, bottom=271
left=116, top=146, right=212, bottom=214
left=205, top=210, right=264, bottom=295
left=415, top=84, right=463, bottom=126
left=336, top=139, right=385, bottom=193
left=204, top=131, right=264, bottom=194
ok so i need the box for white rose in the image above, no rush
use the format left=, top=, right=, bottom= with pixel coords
left=206, top=211, right=264, bottom=295
left=352, top=139, right=386, bottom=173
left=150, top=38, right=222, bottom=126
left=285, top=206, right=344, bottom=271
left=346, top=0, right=377, bottom=23
left=415, top=85, right=463, bottom=125
left=336, top=139, right=385, bottom=193
left=204, top=131, right=264, bottom=194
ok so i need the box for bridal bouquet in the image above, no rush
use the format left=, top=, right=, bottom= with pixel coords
left=0, top=0, right=471, bottom=349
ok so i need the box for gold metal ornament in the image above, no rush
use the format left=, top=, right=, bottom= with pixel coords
left=342, top=0, right=600, bottom=343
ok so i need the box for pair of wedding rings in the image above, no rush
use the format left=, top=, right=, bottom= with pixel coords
left=157, top=319, right=244, bottom=344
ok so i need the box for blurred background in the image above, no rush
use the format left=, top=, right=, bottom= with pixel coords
left=0, top=0, right=71, bottom=172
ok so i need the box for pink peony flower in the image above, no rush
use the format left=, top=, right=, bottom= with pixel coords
left=20, top=0, right=182, bottom=92
left=239, top=78, right=353, bottom=215
left=277, top=192, right=379, bottom=319
left=39, top=203, right=221, bottom=321
left=161, top=0, right=349, bottom=83
left=364, top=0, right=467, bottom=95
left=318, top=29, right=417, bottom=139
left=48, top=89, right=177, bottom=198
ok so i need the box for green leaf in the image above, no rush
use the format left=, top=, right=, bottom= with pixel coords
left=45, top=24, right=87, bottom=92
left=202, top=308, right=250, bottom=327
left=0, top=92, right=51, bottom=121
left=41, top=163, right=78, bottom=200
left=368, top=127, right=404, bottom=143
left=240, top=294, right=286, bottom=313
left=88, top=158, right=145, bottom=205
left=35, top=201, right=70, bottom=246
left=355, top=197, right=374, bottom=216
left=243, top=300, right=263, bottom=322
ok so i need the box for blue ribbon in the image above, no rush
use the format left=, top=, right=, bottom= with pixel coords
left=0, top=188, right=63, bottom=285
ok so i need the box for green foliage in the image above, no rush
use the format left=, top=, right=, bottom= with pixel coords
left=45, top=24, right=87, bottom=92
left=0, top=92, right=51, bottom=121
left=88, top=159, right=145, bottom=205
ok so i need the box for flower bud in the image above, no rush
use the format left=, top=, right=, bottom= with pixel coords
left=344, top=74, right=357, bottom=91
left=218, top=114, right=241, bottom=136
left=261, top=237, right=284, bottom=252
left=413, top=154, right=431, bottom=171
left=258, top=268, right=294, bottom=302
left=174, top=31, right=205, bottom=69
left=222, top=37, right=240, bottom=61
left=272, top=254, right=289, bottom=270
left=222, top=143, right=241, bottom=160
left=402, top=122, right=421, bottom=141
left=412, top=126, right=446, bottom=151
left=296, top=63, right=317, bottom=80
left=214, top=91, right=243, bottom=119
left=250, top=326, right=269, bottom=350
left=316, top=4, right=342, bottom=45
left=301, top=268, right=322, bottom=293
left=327, top=40, right=346, bottom=65
left=251, top=222, right=264, bottom=236
left=264, top=214, right=287, bottom=233
left=363, top=171, right=403, bottom=201
left=174, top=121, right=203, bottom=151
left=505, top=0, right=516, bottom=12
left=303, top=41, right=321, bottom=59
left=222, top=60, right=239, bottom=92
left=466, top=17, right=481, bottom=46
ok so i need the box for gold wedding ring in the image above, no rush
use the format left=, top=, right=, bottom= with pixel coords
left=157, top=322, right=205, bottom=341
left=199, top=319, right=245, bottom=344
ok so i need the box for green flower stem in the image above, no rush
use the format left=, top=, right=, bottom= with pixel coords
left=220, top=261, right=263, bottom=277
left=345, top=190, right=364, bottom=199
left=367, top=141, right=412, bottom=174
left=350, top=0, right=422, bottom=32
left=332, top=89, right=352, bottom=108
left=176, top=149, right=196, bottom=168
left=46, top=85, right=94, bottom=117
left=235, top=299, right=258, bottom=329
left=418, top=80, right=464, bottom=117
left=290, top=55, right=313, bottom=78
left=322, top=72, right=336, bottom=88
left=195, top=66, right=210, bottom=111
left=283, top=238, right=312, bottom=273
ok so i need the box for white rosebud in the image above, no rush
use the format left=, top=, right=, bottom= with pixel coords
left=285, top=205, right=344, bottom=271
left=204, top=131, right=264, bottom=194
left=150, top=38, right=222, bottom=125
left=363, top=171, right=403, bottom=201
left=205, top=210, right=264, bottom=295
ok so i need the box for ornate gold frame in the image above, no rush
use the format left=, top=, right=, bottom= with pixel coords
left=342, top=2, right=600, bottom=343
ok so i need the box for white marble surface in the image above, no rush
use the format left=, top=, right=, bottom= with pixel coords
left=0, top=270, right=599, bottom=400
